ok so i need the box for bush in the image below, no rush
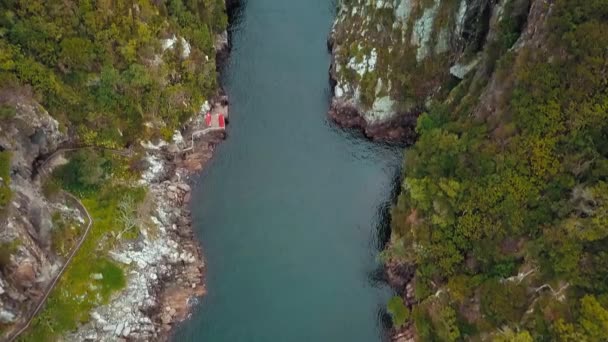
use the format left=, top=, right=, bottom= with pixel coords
left=0, top=151, right=11, bottom=209
left=53, top=149, right=106, bottom=194
left=387, top=296, right=410, bottom=328
left=0, top=104, right=15, bottom=119
left=480, top=279, right=528, bottom=325
left=0, top=239, right=20, bottom=270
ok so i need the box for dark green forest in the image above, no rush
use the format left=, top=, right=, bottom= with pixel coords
left=388, top=0, right=608, bottom=340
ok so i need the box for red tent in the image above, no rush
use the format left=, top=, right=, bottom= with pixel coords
left=218, top=114, right=225, bottom=128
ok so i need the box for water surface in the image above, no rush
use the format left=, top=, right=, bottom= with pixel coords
left=177, top=1, right=403, bottom=340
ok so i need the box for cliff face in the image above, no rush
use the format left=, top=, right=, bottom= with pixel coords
left=328, top=0, right=530, bottom=141
left=0, top=90, right=67, bottom=328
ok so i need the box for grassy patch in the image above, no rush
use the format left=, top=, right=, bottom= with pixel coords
left=20, top=154, right=145, bottom=341
left=0, top=105, right=16, bottom=120
left=0, top=151, right=12, bottom=210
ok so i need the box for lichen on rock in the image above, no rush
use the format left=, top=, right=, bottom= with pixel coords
left=328, top=0, right=519, bottom=141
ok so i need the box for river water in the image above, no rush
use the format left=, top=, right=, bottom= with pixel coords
left=175, top=0, right=403, bottom=341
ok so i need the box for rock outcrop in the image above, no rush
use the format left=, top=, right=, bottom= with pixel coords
left=328, top=0, right=530, bottom=141
left=0, top=87, right=68, bottom=330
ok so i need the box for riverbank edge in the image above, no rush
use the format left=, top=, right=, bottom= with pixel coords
left=64, top=17, right=234, bottom=342
left=146, top=31, right=233, bottom=340
left=150, top=2, right=237, bottom=338
left=154, top=98, right=229, bottom=340
left=325, top=8, right=418, bottom=341
left=326, top=31, right=418, bottom=145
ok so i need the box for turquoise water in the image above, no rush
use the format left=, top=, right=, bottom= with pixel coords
left=176, top=1, right=402, bottom=340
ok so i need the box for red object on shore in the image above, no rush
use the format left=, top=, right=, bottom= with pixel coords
left=205, top=112, right=211, bottom=126
left=218, top=114, right=225, bottom=128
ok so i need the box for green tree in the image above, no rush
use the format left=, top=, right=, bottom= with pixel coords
left=54, top=149, right=106, bottom=192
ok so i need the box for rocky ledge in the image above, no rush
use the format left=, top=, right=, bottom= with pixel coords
left=328, top=97, right=418, bottom=144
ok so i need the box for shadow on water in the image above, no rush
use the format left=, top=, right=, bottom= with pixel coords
left=374, top=166, right=404, bottom=250
left=216, top=0, right=246, bottom=75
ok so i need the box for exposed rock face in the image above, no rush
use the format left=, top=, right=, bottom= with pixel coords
left=328, top=0, right=529, bottom=141
left=0, top=89, right=66, bottom=177
left=0, top=88, right=68, bottom=330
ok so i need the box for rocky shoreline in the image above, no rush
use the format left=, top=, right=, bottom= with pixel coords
left=327, top=98, right=418, bottom=144
left=326, top=11, right=419, bottom=144
left=66, top=7, right=235, bottom=339
left=67, top=97, right=228, bottom=341
left=0, top=85, right=228, bottom=342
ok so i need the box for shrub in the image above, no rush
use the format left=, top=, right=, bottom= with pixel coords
left=0, top=104, right=15, bottom=119
left=387, top=296, right=410, bottom=328
left=0, top=151, right=12, bottom=209
left=53, top=149, right=106, bottom=194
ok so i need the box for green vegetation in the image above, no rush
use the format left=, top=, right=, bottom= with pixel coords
left=0, top=0, right=225, bottom=340
left=0, top=151, right=11, bottom=209
left=53, top=149, right=108, bottom=194
left=50, top=211, right=83, bottom=258
left=20, top=151, right=145, bottom=341
left=0, top=238, right=19, bottom=270
left=388, top=0, right=608, bottom=339
left=0, top=104, right=16, bottom=119
left=387, top=296, right=410, bottom=328
left=0, top=0, right=227, bottom=147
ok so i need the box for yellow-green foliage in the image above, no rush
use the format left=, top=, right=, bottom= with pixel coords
left=0, top=0, right=227, bottom=146
left=0, top=151, right=11, bottom=209
left=22, top=152, right=146, bottom=341
left=389, top=0, right=608, bottom=339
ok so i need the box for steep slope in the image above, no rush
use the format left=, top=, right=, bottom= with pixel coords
left=385, top=0, right=608, bottom=340
left=332, top=0, right=608, bottom=340
left=0, top=92, right=67, bottom=332
left=0, top=1, right=228, bottom=340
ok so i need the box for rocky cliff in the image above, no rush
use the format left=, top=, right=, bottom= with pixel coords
left=0, top=90, right=67, bottom=330
left=328, top=0, right=530, bottom=142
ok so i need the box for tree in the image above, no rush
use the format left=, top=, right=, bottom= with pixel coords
left=59, top=37, right=94, bottom=71
left=579, top=295, right=608, bottom=341
left=480, top=280, right=528, bottom=325
left=494, top=328, right=533, bottom=342
left=54, top=149, right=106, bottom=192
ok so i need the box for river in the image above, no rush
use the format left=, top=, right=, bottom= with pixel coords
left=175, top=0, right=403, bottom=341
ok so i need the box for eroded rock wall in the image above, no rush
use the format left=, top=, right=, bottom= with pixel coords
left=0, top=88, right=67, bottom=328
left=329, top=0, right=530, bottom=141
